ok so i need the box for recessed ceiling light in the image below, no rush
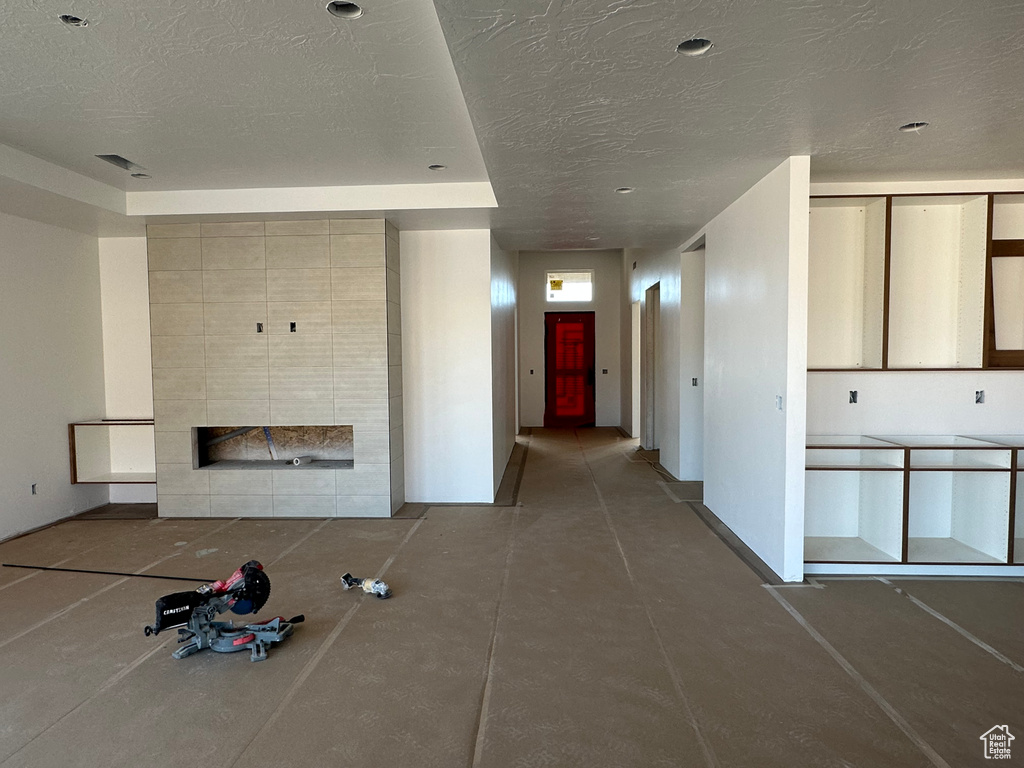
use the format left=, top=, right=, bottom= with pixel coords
left=428, top=164, right=447, bottom=171
left=898, top=121, right=930, bottom=133
left=677, top=38, right=713, bottom=56
left=585, top=236, right=600, bottom=241
left=58, top=14, right=89, bottom=27
left=326, top=1, right=363, bottom=19
left=615, top=187, right=635, bottom=194
left=131, top=173, right=151, bottom=179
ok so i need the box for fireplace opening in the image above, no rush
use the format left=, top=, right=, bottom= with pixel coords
left=194, top=425, right=354, bottom=469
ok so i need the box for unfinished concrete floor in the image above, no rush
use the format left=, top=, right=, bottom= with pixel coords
left=0, top=428, right=1020, bottom=767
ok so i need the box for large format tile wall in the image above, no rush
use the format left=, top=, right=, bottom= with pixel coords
left=148, top=218, right=403, bottom=518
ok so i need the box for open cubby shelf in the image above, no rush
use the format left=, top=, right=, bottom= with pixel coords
left=805, top=435, right=1022, bottom=566
left=808, top=192, right=1024, bottom=371
left=69, top=419, right=156, bottom=484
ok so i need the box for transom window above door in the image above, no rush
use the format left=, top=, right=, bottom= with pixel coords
left=546, top=270, right=594, bottom=302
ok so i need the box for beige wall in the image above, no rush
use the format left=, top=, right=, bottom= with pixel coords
left=99, top=237, right=157, bottom=503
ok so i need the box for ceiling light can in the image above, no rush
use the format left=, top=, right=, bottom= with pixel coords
left=428, top=164, right=446, bottom=171
left=615, top=187, right=635, bottom=194
left=59, top=14, right=89, bottom=27
left=131, top=173, right=151, bottom=179
left=898, top=121, right=930, bottom=133
left=677, top=38, right=713, bottom=56
left=326, top=1, right=364, bottom=19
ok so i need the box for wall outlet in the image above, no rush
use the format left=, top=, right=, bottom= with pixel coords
left=849, top=390, right=858, bottom=404
left=975, top=390, right=985, bottom=404
left=776, top=395, right=784, bottom=411
left=692, top=378, right=698, bottom=386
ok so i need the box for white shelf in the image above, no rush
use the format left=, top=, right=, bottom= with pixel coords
left=888, top=196, right=987, bottom=368
left=805, top=470, right=903, bottom=561
left=805, top=536, right=899, bottom=563
left=807, top=435, right=899, bottom=447
left=70, top=420, right=156, bottom=485
left=907, top=537, right=1003, bottom=564
left=907, top=471, right=1010, bottom=563
left=807, top=198, right=886, bottom=368
left=75, top=472, right=157, bottom=484
left=993, top=194, right=1024, bottom=240
left=806, top=448, right=903, bottom=469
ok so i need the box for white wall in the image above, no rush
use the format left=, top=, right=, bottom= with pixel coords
left=808, top=371, right=1024, bottom=435
left=703, top=156, right=810, bottom=583
left=401, top=229, right=496, bottom=502
left=679, top=248, right=705, bottom=479
left=625, top=248, right=683, bottom=477
left=490, top=236, right=518, bottom=491
left=518, top=250, right=621, bottom=427
left=0, top=212, right=108, bottom=540
left=98, top=237, right=156, bottom=503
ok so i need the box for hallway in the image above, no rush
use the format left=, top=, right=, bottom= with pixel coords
left=0, top=428, right=1019, bottom=767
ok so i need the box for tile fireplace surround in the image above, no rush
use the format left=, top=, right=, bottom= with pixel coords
left=148, top=218, right=403, bottom=518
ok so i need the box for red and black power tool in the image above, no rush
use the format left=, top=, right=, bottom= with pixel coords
left=144, top=560, right=303, bottom=662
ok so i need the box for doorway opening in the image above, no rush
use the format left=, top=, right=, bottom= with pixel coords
left=641, top=283, right=660, bottom=450
left=543, top=311, right=596, bottom=428
left=630, top=300, right=641, bottom=438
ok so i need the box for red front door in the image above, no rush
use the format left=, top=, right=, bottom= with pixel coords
left=544, top=312, right=596, bottom=428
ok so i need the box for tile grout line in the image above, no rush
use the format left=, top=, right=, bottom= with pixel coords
left=0, top=518, right=241, bottom=654
left=875, top=577, right=1024, bottom=673
left=575, top=431, right=719, bottom=768
left=763, top=585, right=952, bottom=768
left=226, top=516, right=426, bottom=768
left=470, top=507, right=519, bottom=768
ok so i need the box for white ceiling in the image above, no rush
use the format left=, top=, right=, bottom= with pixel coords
left=1, top=0, right=1023, bottom=250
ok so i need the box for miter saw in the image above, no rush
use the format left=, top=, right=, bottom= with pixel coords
left=144, top=560, right=303, bottom=662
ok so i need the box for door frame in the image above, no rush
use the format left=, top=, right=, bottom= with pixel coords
left=543, top=311, right=596, bottom=428
left=641, top=283, right=660, bottom=449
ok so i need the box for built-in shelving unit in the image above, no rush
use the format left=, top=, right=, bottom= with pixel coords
left=69, top=419, right=156, bottom=484
left=808, top=192, right=1024, bottom=371
left=805, top=436, right=904, bottom=563
left=805, top=435, right=1022, bottom=568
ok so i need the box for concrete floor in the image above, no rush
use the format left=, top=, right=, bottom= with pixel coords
left=0, top=428, right=1020, bottom=767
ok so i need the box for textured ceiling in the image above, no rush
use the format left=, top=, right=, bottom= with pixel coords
left=0, top=0, right=488, bottom=190
left=433, top=0, right=1024, bottom=250
left=1, top=0, right=1023, bottom=250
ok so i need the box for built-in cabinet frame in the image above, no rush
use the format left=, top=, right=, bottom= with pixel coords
left=69, top=419, right=157, bottom=484
left=805, top=435, right=1023, bottom=566
left=808, top=192, right=1024, bottom=371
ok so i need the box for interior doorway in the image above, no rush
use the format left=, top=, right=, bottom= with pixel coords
left=640, top=283, right=659, bottom=450
left=543, top=312, right=596, bottom=428
left=630, top=300, right=641, bottom=438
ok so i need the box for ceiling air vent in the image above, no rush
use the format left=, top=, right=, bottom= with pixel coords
left=95, top=154, right=145, bottom=172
